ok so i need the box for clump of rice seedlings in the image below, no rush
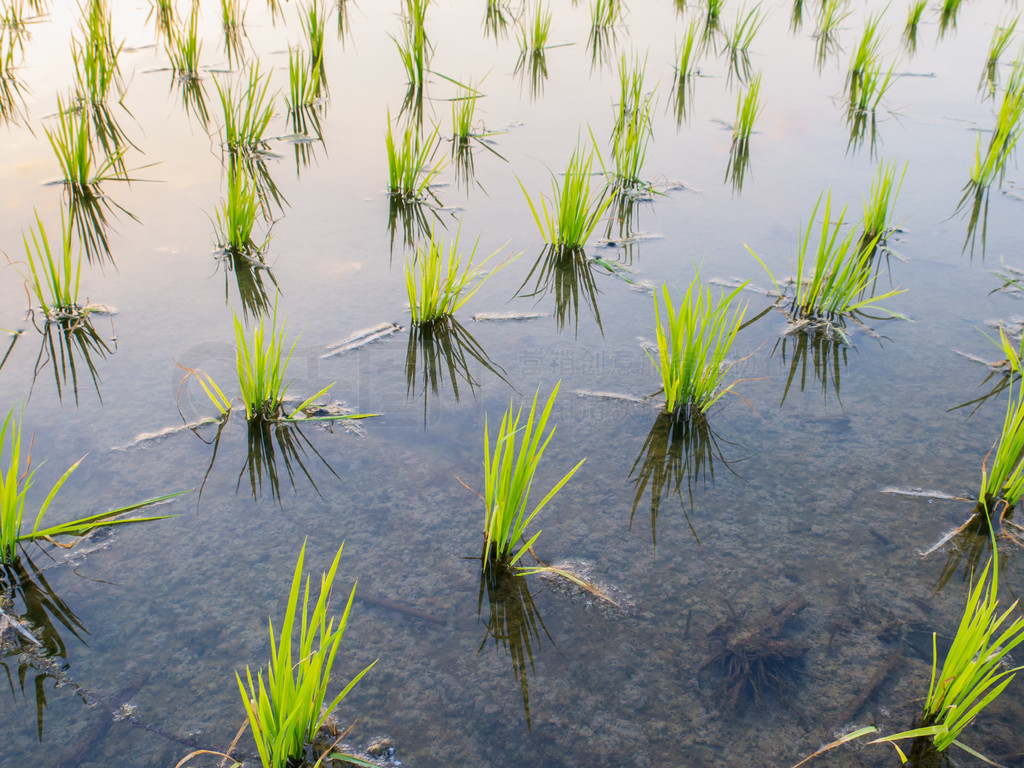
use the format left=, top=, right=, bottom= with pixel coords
left=46, top=95, right=127, bottom=192
left=386, top=117, right=442, bottom=201
left=904, top=0, right=926, bottom=51
left=186, top=300, right=340, bottom=422
left=481, top=382, right=585, bottom=570
left=978, top=380, right=1024, bottom=514
left=16, top=212, right=83, bottom=320
left=216, top=164, right=264, bottom=256
left=848, top=55, right=898, bottom=118
left=301, top=0, right=326, bottom=71
left=71, top=30, right=121, bottom=107
left=237, top=542, right=376, bottom=768
left=221, top=0, right=244, bottom=34
left=0, top=408, right=181, bottom=565
left=796, top=542, right=1024, bottom=767
left=846, top=10, right=885, bottom=97
left=484, top=0, right=511, bottom=40
left=723, top=3, right=765, bottom=81
left=814, top=0, right=849, bottom=70
left=671, top=20, right=701, bottom=126
left=790, top=0, right=803, bottom=32
left=518, top=2, right=551, bottom=56
left=980, top=17, right=1019, bottom=97
left=451, top=81, right=479, bottom=141
left=966, top=72, right=1024, bottom=190
left=519, top=141, right=611, bottom=250
left=648, top=274, right=748, bottom=415
left=704, top=0, right=724, bottom=37
left=748, top=192, right=906, bottom=326
left=726, top=72, right=762, bottom=191
left=862, top=158, right=907, bottom=243
left=591, top=0, right=621, bottom=30
left=609, top=54, right=654, bottom=185
left=395, top=0, right=431, bottom=93
left=214, top=64, right=276, bottom=155
left=166, top=6, right=200, bottom=78
left=286, top=47, right=320, bottom=110
left=149, top=0, right=175, bottom=39
left=939, top=0, right=961, bottom=36
left=406, top=225, right=509, bottom=325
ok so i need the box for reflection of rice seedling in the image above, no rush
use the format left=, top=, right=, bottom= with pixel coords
left=705, top=0, right=724, bottom=35
left=980, top=18, right=1019, bottom=97
left=32, top=312, right=114, bottom=405
left=386, top=117, right=442, bottom=200
left=72, top=33, right=121, bottom=106
left=287, top=103, right=325, bottom=174
left=149, top=0, right=175, bottom=38
left=518, top=2, right=551, bottom=56
left=215, top=64, right=276, bottom=155
left=814, top=0, right=848, bottom=69
left=237, top=542, right=376, bottom=768
left=406, top=225, right=508, bottom=325
left=939, top=0, right=962, bottom=35
left=481, top=383, right=585, bottom=570
left=484, top=0, right=511, bottom=40
left=904, top=0, right=926, bottom=50
left=221, top=0, right=244, bottom=34
left=300, top=0, right=326, bottom=72
left=517, top=245, right=603, bottom=332
left=166, top=6, right=201, bottom=77
left=18, top=212, right=82, bottom=319
left=862, top=159, right=906, bottom=243
left=649, top=275, right=748, bottom=415
left=519, top=142, right=611, bottom=249
left=774, top=327, right=847, bottom=406
left=0, top=408, right=180, bottom=565
left=216, top=164, right=264, bottom=256
left=748, top=193, right=905, bottom=324
left=218, top=249, right=278, bottom=322
left=591, top=0, right=621, bottom=30
left=846, top=10, right=884, bottom=96
left=790, top=0, right=803, bottom=31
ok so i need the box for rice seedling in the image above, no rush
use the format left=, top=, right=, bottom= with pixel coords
left=747, top=192, right=905, bottom=324
left=405, top=225, right=509, bottom=325
left=732, top=71, right=762, bottom=146
left=704, top=0, right=724, bottom=37
left=846, top=10, right=885, bottom=96
left=848, top=55, right=898, bottom=117
left=939, top=0, right=962, bottom=36
left=980, top=17, right=1019, bottom=98
left=590, top=0, right=621, bottom=30
left=301, top=0, right=326, bottom=72
left=648, top=274, right=748, bottom=415
left=484, top=0, right=511, bottom=40
left=451, top=82, right=479, bottom=141
left=46, top=96, right=126, bottom=193
left=774, top=326, right=847, bottom=406
left=286, top=47, right=320, bottom=110
left=790, top=0, right=803, bottom=32
left=518, top=2, right=552, bottom=57
left=386, top=117, right=442, bottom=201
left=677, top=19, right=701, bottom=80
left=966, top=77, right=1024, bottom=190
left=17, top=212, right=82, bottom=319
left=904, top=0, right=926, bottom=50
left=336, top=0, right=351, bottom=42
left=978, top=379, right=1024, bottom=513
left=237, top=542, right=376, bottom=768
left=723, top=3, right=764, bottom=80
left=166, top=6, right=201, bottom=78
left=214, top=64, right=276, bottom=155
left=0, top=408, right=181, bottom=564
left=814, top=0, right=849, bottom=70
left=149, top=0, right=175, bottom=39
left=215, top=164, right=264, bottom=256
left=71, top=31, right=121, bottom=107
left=519, top=142, right=611, bottom=250
left=481, top=382, right=585, bottom=569
left=862, top=159, right=907, bottom=243
left=395, top=0, right=430, bottom=93
left=221, top=0, right=244, bottom=34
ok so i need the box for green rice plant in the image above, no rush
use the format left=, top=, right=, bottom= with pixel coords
left=590, top=0, right=621, bottom=30
left=519, top=141, right=612, bottom=249
left=846, top=10, right=885, bottom=97
left=705, top=0, right=723, bottom=35
left=606, top=60, right=655, bottom=188
left=732, top=71, right=762, bottom=145
left=748, top=192, right=905, bottom=322
left=677, top=19, right=701, bottom=80
left=904, top=0, right=926, bottom=50
left=723, top=3, right=765, bottom=63
left=18, top=212, right=82, bottom=319
left=166, top=6, right=201, bottom=78
left=862, top=159, right=907, bottom=242
left=72, top=31, right=121, bottom=106
left=237, top=541, right=376, bottom=768
left=215, top=164, right=264, bottom=255
left=939, top=0, right=961, bottom=35
left=405, top=225, right=508, bottom=325
left=214, top=63, right=276, bottom=154
left=979, top=379, right=1024, bottom=512
left=221, top=0, right=244, bottom=33
left=451, top=82, right=479, bottom=141
left=814, top=0, right=849, bottom=69
left=0, top=408, right=181, bottom=565
left=385, top=117, right=442, bottom=200
left=150, top=0, right=176, bottom=37
left=46, top=95, right=126, bottom=192
left=484, top=0, right=511, bottom=40
left=980, top=17, right=1019, bottom=97
left=848, top=55, right=898, bottom=116
left=517, top=2, right=551, bottom=57
left=286, top=47, right=320, bottom=110
left=395, top=0, right=430, bottom=91
left=613, top=53, right=651, bottom=144
left=481, top=382, right=585, bottom=569
left=300, top=0, right=326, bottom=71
left=648, top=274, right=748, bottom=414
left=790, top=0, right=803, bottom=32
left=967, top=76, right=1024, bottom=190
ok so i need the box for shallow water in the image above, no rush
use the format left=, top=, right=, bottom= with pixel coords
left=1, top=0, right=1024, bottom=766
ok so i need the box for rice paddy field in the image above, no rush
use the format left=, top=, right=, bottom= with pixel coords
left=2, top=0, right=1024, bottom=765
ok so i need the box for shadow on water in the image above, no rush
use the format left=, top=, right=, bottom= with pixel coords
left=517, top=245, right=603, bottom=335
left=477, top=565, right=553, bottom=731
left=1, top=553, right=89, bottom=740
left=30, top=313, right=115, bottom=406
left=404, top=317, right=511, bottom=427
left=194, top=415, right=341, bottom=506
left=629, top=410, right=742, bottom=547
